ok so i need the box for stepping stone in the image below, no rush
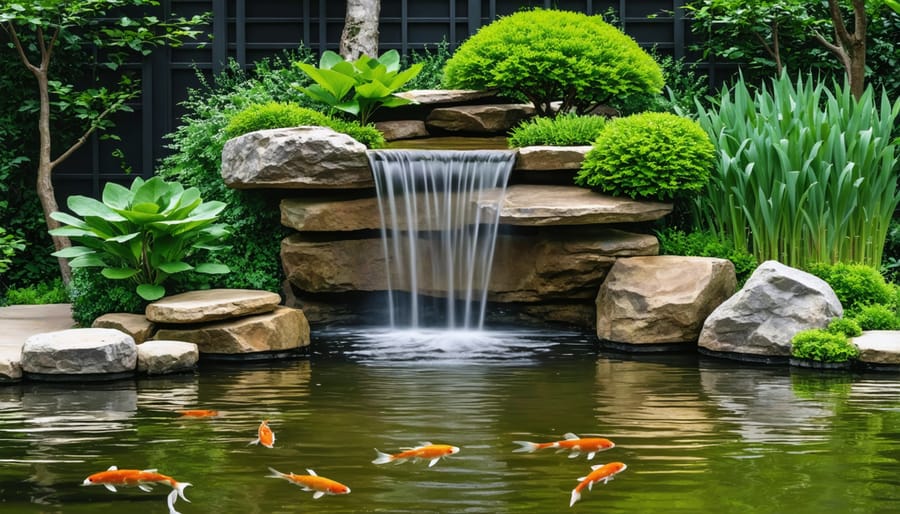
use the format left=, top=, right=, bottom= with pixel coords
left=514, top=145, right=591, bottom=171
left=21, top=328, right=137, bottom=381
left=853, top=331, right=900, bottom=371
left=146, top=289, right=281, bottom=324
left=137, top=340, right=199, bottom=375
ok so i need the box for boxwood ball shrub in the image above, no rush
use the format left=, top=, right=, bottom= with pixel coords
left=791, top=328, right=860, bottom=363
left=507, top=113, right=606, bottom=148
left=443, top=9, right=664, bottom=117
left=805, top=262, right=896, bottom=314
left=574, top=112, right=714, bottom=200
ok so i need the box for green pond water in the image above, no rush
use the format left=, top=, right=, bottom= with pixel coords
left=1, top=328, right=898, bottom=513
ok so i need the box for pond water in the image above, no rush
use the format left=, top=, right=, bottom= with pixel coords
left=1, top=328, right=898, bottom=513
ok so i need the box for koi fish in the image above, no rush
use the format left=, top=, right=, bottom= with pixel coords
left=372, top=442, right=460, bottom=467
left=81, top=466, right=191, bottom=514
left=266, top=467, right=351, bottom=499
left=178, top=409, right=219, bottom=418
left=249, top=419, right=275, bottom=448
left=513, top=432, right=614, bottom=460
left=569, top=461, right=627, bottom=507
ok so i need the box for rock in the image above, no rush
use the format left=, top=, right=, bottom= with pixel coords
left=21, top=328, right=137, bottom=379
left=153, top=307, right=310, bottom=358
left=395, top=89, right=500, bottom=105
left=281, top=196, right=382, bottom=232
left=137, top=340, right=199, bottom=375
left=426, top=104, right=534, bottom=134
left=490, top=185, right=673, bottom=226
left=595, top=256, right=737, bottom=347
left=146, top=289, right=281, bottom=324
left=698, top=261, right=843, bottom=362
left=374, top=120, right=429, bottom=141
left=514, top=146, right=591, bottom=171
left=220, top=127, right=373, bottom=189
left=92, top=313, right=156, bottom=344
left=0, top=347, right=22, bottom=382
left=515, top=303, right=596, bottom=329
left=853, top=331, right=900, bottom=369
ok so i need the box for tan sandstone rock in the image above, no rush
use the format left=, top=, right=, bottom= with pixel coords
left=137, top=340, right=199, bottom=375
left=426, top=104, right=534, bottom=134
left=514, top=146, right=591, bottom=171
left=93, top=313, right=156, bottom=344
left=146, top=289, right=281, bottom=324
left=374, top=120, right=429, bottom=141
left=852, top=331, right=900, bottom=367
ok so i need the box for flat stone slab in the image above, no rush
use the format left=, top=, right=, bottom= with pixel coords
left=375, top=120, right=429, bottom=141
left=395, top=89, right=499, bottom=105
left=93, top=313, right=156, bottom=344
left=514, top=146, right=591, bottom=171
left=853, top=331, right=900, bottom=368
left=21, top=328, right=137, bottom=379
left=146, top=289, right=281, bottom=324
left=426, top=104, right=534, bottom=134
left=137, top=340, right=199, bottom=375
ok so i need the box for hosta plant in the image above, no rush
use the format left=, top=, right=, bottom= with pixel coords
left=49, top=177, right=231, bottom=301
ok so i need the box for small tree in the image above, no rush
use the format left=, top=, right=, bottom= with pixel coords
left=340, top=0, right=380, bottom=60
left=0, top=0, right=206, bottom=284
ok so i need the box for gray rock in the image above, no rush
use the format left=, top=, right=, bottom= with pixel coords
left=0, top=347, right=22, bottom=382
left=426, top=104, right=534, bottom=134
left=514, top=146, right=591, bottom=171
left=596, top=256, right=737, bottom=346
left=137, top=340, right=199, bottom=375
left=374, top=120, right=429, bottom=141
left=698, top=261, right=843, bottom=361
left=92, top=313, right=156, bottom=344
left=221, top=127, right=373, bottom=189
left=146, top=289, right=281, bottom=324
left=21, top=328, right=137, bottom=376
left=853, top=331, right=900, bottom=367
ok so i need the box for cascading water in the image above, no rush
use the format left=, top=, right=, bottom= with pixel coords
left=368, top=149, right=516, bottom=330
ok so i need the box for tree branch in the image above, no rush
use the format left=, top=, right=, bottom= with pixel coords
left=50, top=104, right=119, bottom=168
left=5, top=23, right=40, bottom=74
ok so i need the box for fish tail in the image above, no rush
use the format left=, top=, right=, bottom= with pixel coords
left=173, top=481, right=191, bottom=503
left=248, top=437, right=259, bottom=446
left=166, top=489, right=182, bottom=514
left=372, top=449, right=394, bottom=465
left=569, top=489, right=581, bottom=507
left=266, top=467, right=286, bottom=478
left=512, top=441, right=540, bottom=453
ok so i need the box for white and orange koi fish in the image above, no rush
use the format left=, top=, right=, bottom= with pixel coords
left=266, top=467, right=351, bottom=499
left=82, top=466, right=191, bottom=514
left=249, top=419, right=275, bottom=448
left=372, top=442, right=460, bottom=467
left=513, top=432, right=615, bottom=460
left=569, top=461, right=627, bottom=507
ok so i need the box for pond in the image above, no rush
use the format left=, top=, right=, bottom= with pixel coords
left=1, top=328, right=898, bottom=513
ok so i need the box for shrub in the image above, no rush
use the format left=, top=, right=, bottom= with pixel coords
left=806, top=262, right=895, bottom=314
left=507, top=113, right=606, bottom=148
left=826, top=317, right=862, bottom=338
left=852, top=304, right=900, bottom=331
left=402, top=39, right=452, bottom=91
left=574, top=112, right=714, bottom=200
left=443, top=8, right=664, bottom=117
left=224, top=101, right=385, bottom=148
left=3, top=278, right=69, bottom=306
left=791, top=328, right=860, bottom=363
left=0, top=227, right=25, bottom=276
left=70, top=268, right=145, bottom=327
left=656, top=227, right=758, bottom=285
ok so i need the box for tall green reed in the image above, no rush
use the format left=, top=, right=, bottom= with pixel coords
left=687, top=72, right=900, bottom=269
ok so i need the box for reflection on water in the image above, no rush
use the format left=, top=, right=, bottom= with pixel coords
left=0, top=329, right=898, bottom=513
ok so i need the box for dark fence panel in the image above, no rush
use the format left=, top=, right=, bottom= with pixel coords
left=53, top=0, right=726, bottom=201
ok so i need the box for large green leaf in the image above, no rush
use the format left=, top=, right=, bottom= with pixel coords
left=52, top=246, right=95, bottom=258
left=157, top=261, right=193, bottom=274
left=377, top=49, right=401, bottom=72
left=102, top=267, right=140, bottom=280
left=132, top=176, right=171, bottom=206
left=296, top=63, right=356, bottom=99
left=195, top=262, right=230, bottom=274
left=101, top=182, right=133, bottom=210
left=49, top=211, right=89, bottom=229
left=68, top=195, right=125, bottom=221
left=319, top=50, right=344, bottom=69
left=68, top=255, right=109, bottom=268
left=137, top=284, right=166, bottom=301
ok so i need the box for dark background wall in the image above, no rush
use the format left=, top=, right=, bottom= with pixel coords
left=53, top=0, right=718, bottom=200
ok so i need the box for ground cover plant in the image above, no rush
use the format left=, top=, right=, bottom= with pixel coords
left=656, top=227, right=758, bottom=285
left=443, top=8, right=664, bottom=117
left=507, top=113, right=606, bottom=148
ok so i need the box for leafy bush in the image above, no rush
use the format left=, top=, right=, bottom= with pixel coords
left=69, top=268, right=145, bottom=327
left=443, top=8, right=664, bottom=117
left=575, top=112, right=714, bottom=200
left=0, top=227, right=25, bottom=276
left=806, top=262, right=896, bottom=315
left=402, top=39, right=453, bottom=91
left=224, top=101, right=384, bottom=148
left=656, top=227, right=758, bottom=285
left=3, top=278, right=69, bottom=306
left=852, top=304, right=900, bottom=331
left=50, top=176, right=231, bottom=301
left=507, top=113, right=606, bottom=148
left=826, top=317, right=862, bottom=338
left=791, top=328, right=860, bottom=363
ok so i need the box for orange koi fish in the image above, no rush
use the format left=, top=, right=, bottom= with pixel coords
left=372, top=442, right=460, bottom=467
left=266, top=467, right=351, bottom=499
left=249, top=419, right=275, bottom=448
left=82, top=466, right=191, bottom=513
left=178, top=409, right=219, bottom=418
left=569, top=461, right=627, bottom=507
left=513, top=432, right=614, bottom=460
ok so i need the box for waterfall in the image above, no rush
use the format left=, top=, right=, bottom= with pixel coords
left=368, top=149, right=516, bottom=330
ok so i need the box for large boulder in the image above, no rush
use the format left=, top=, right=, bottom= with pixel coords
left=137, top=340, right=199, bottom=375
left=146, top=289, right=281, bottom=324
left=220, top=127, right=373, bottom=189
left=21, top=328, right=137, bottom=380
left=698, top=261, right=843, bottom=362
left=596, top=256, right=737, bottom=347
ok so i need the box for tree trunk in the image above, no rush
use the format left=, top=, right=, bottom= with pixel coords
left=340, top=0, right=380, bottom=60
left=817, top=0, right=867, bottom=100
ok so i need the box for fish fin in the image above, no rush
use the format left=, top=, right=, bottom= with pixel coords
left=564, top=432, right=579, bottom=440
left=590, top=464, right=603, bottom=470
left=175, top=482, right=192, bottom=503
left=577, top=476, right=587, bottom=482
left=262, top=442, right=274, bottom=449
left=138, top=484, right=153, bottom=492
left=428, top=458, right=440, bottom=467
left=107, top=465, right=118, bottom=471
left=248, top=438, right=259, bottom=446
left=569, top=489, right=581, bottom=507
left=166, top=488, right=181, bottom=514
left=372, top=449, right=394, bottom=465
left=266, top=467, right=284, bottom=478
left=104, top=484, right=117, bottom=492
left=143, top=468, right=158, bottom=473
left=312, top=491, right=325, bottom=499
left=512, top=441, right=539, bottom=453
left=587, top=451, right=596, bottom=460
left=306, top=469, right=317, bottom=476
left=567, top=451, right=580, bottom=459
left=418, top=441, right=432, bottom=447
left=588, top=481, right=594, bottom=491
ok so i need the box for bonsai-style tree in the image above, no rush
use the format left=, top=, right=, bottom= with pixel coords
left=0, top=0, right=206, bottom=284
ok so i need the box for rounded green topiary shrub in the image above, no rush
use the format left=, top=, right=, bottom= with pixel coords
left=224, top=101, right=385, bottom=148
left=443, top=9, right=664, bottom=117
left=574, top=112, right=714, bottom=200
left=791, top=328, right=860, bottom=363
left=507, top=113, right=606, bottom=148
left=805, top=262, right=895, bottom=314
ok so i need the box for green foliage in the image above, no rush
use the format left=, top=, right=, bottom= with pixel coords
left=806, top=262, right=895, bottom=314
left=656, top=227, right=758, bottom=285
left=654, top=52, right=711, bottom=115
left=575, top=112, right=714, bottom=200
left=0, top=227, right=25, bottom=276
left=69, top=268, right=145, bottom=327
left=852, top=303, right=900, bottom=330
left=3, top=278, right=68, bottom=306
left=49, top=177, right=231, bottom=301
left=443, top=8, right=664, bottom=117
left=507, top=113, right=606, bottom=148
left=295, top=49, right=423, bottom=125
left=687, top=72, right=900, bottom=269
left=826, top=317, right=862, bottom=338
left=401, top=40, right=453, bottom=91
left=790, top=328, right=860, bottom=363
left=224, top=101, right=384, bottom=148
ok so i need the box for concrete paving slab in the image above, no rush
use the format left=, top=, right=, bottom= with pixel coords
left=0, top=304, right=76, bottom=351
